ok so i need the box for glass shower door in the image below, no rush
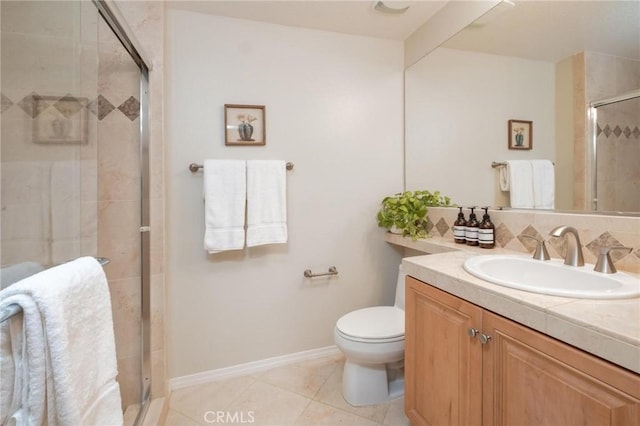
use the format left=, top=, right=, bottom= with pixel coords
left=1, top=0, right=148, bottom=421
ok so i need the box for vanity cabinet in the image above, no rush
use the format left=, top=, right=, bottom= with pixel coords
left=405, top=276, right=640, bottom=426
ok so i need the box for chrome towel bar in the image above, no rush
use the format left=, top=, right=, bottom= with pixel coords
left=189, top=162, right=294, bottom=173
left=304, top=266, right=338, bottom=278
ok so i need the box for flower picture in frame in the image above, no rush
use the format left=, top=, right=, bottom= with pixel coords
left=224, top=104, right=266, bottom=146
left=508, top=119, right=532, bottom=150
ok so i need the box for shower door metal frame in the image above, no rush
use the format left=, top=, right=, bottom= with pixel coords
left=91, top=1, right=152, bottom=423
left=588, top=89, right=640, bottom=211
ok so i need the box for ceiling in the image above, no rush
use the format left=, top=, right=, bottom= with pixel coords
left=444, top=1, right=640, bottom=62
left=167, top=0, right=447, bottom=41
left=167, top=1, right=640, bottom=62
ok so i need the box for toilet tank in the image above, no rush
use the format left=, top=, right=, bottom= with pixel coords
left=394, top=264, right=406, bottom=310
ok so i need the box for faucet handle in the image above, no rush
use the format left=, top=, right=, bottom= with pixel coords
left=594, top=246, right=633, bottom=274
left=521, top=235, right=551, bottom=261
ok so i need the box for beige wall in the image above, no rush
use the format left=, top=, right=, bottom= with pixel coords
left=405, top=47, right=556, bottom=208
left=166, top=10, right=405, bottom=379
left=555, top=56, right=575, bottom=210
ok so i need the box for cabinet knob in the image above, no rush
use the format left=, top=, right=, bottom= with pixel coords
left=479, top=333, right=492, bottom=345
left=467, top=328, right=479, bottom=338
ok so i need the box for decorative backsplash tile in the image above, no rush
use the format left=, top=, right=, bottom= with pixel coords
left=1, top=91, right=139, bottom=121
left=425, top=207, right=640, bottom=274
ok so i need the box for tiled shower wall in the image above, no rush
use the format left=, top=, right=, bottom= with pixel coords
left=425, top=207, right=640, bottom=274
left=573, top=51, right=640, bottom=211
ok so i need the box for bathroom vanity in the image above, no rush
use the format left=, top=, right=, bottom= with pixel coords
left=388, top=235, right=640, bottom=425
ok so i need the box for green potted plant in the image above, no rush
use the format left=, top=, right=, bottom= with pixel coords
left=376, top=190, right=452, bottom=240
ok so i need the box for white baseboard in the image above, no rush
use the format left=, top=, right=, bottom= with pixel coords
left=169, top=345, right=341, bottom=391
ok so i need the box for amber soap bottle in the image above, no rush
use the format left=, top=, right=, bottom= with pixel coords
left=465, top=207, right=479, bottom=246
left=453, top=207, right=467, bottom=244
left=479, top=207, right=495, bottom=249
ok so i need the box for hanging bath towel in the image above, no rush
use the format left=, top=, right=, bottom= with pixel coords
left=246, top=160, right=288, bottom=247
left=203, top=159, right=247, bottom=253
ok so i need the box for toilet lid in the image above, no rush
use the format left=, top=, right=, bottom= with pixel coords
left=336, top=306, right=404, bottom=340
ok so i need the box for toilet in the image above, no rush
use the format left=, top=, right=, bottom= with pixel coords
left=334, top=265, right=406, bottom=406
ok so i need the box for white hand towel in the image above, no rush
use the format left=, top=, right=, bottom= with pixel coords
left=506, top=160, right=534, bottom=208
left=0, top=257, right=123, bottom=426
left=499, top=165, right=510, bottom=191
left=203, top=160, right=247, bottom=253
left=531, top=160, right=555, bottom=209
left=246, top=160, right=288, bottom=247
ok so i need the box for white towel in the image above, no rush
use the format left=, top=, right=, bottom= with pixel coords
left=0, top=257, right=123, bottom=426
left=246, top=160, right=288, bottom=247
left=506, top=160, right=534, bottom=208
left=203, top=160, right=247, bottom=253
left=0, top=262, right=44, bottom=289
left=499, top=165, right=510, bottom=191
left=531, top=160, right=555, bottom=209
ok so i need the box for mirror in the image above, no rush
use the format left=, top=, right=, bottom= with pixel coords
left=405, top=0, right=640, bottom=214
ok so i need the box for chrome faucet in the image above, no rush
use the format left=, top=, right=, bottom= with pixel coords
left=549, top=225, right=584, bottom=267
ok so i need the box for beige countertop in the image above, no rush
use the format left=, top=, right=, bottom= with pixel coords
left=386, top=233, right=640, bottom=374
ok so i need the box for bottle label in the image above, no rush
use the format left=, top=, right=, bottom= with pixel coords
left=478, top=229, right=494, bottom=243
left=453, top=225, right=466, bottom=239
left=465, top=227, right=478, bottom=242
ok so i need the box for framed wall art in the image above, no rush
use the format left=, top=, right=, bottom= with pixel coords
left=508, top=119, right=532, bottom=150
left=224, top=104, right=266, bottom=146
left=33, top=95, right=88, bottom=144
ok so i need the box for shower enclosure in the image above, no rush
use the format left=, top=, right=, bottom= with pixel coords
left=589, top=90, right=640, bottom=213
left=0, top=0, right=151, bottom=423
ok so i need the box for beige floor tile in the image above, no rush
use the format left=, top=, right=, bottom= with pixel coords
left=383, top=397, right=410, bottom=426
left=225, top=381, right=311, bottom=426
left=169, top=375, right=256, bottom=423
left=294, top=401, right=381, bottom=426
left=254, top=355, right=342, bottom=398
left=313, top=363, right=389, bottom=424
left=164, top=409, right=202, bottom=426
left=164, top=355, right=404, bottom=426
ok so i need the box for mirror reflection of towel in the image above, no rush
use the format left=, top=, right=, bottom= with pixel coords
left=531, top=160, right=555, bottom=209
left=506, top=160, right=534, bottom=208
left=504, top=160, right=554, bottom=209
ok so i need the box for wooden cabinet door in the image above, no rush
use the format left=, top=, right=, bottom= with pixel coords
left=483, top=311, right=640, bottom=426
left=405, top=277, right=483, bottom=426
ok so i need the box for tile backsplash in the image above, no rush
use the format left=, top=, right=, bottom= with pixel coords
left=425, top=207, right=640, bottom=274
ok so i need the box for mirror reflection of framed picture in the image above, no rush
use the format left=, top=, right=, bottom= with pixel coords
left=33, top=95, right=88, bottom=144
left=508, top=119, right=532, bottom=150
left=224, top=104, right=266, bottom=146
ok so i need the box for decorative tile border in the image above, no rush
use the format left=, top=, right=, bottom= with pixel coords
left=597, top=123, right=640, bottom=139
left=1, top=91, right=140, bottom=121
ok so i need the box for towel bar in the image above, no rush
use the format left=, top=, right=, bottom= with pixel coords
left=189, top=162, right=294, bottom=173
left=0, top=256, right=110, bottom=323
left=492, top=160, right=555, bottom=168
left=303, top=266, right=338, bottom=278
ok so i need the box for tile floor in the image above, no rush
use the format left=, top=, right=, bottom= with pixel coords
left=163, top=354, right=411, bottom=426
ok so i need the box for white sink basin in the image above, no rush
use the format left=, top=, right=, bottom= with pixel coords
left=463, top=255, right=640, bottom=299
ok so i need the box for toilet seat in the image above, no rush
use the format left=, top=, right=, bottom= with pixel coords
left=336, top=306, right=404, bottom=343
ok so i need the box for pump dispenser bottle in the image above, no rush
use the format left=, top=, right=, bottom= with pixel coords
left=453, top=207, right=467, bottom=244
left=465, top=207, right=479, bottom=246
left=479, top=207, right=495, bottom=249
